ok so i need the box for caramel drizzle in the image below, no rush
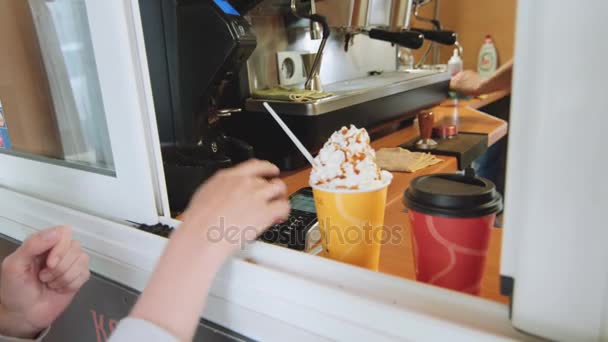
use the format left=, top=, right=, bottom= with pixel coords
left=314, top=127, right=378, bottom=188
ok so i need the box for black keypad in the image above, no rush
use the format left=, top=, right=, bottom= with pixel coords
left=260, top=209, right=317, bottom=250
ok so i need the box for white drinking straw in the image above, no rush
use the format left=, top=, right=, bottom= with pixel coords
left=263, top=102, right=315, bottom=165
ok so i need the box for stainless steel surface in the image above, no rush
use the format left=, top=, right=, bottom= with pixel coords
left=301, top=52, right=317, bottom=74
left=307, top=244, right=323, bottom=255
left=455, top=40, right=464, bottom=60
left=310, top=21, right=322, bottom=40
left=416, top=44, right=433, bottom=69
left=315, top=0, right=370, bottom=29
left=404, top=0, right=414, bottom=28
left=397, top=47, right=415, bottom=70
left=245, top=14, right=398, bottom=93
left=367, top=0, right=392, bottom=26
left=291, top=0, right=328, bottom=92
left=245, top=15, right=286, bottom=92
left=304, top=35, right=327, bottom=91
left=305, top=222, right=321, bottom=254
left=302, top=52, right=323, bottom=91
left=413, top=0, right=438, bottom=68
left=289, top=0, right=320, bottom=42
left=215, top=108, right=242, bottom=117
left=416, top=138, right=438, bottom=149
left=309, top=74, right=323, bottom=92
left=309, top=0, right=322, bottom=40
left=246, top=70, right=450, bottom=115
left=290, top=0, right=301, bottom=17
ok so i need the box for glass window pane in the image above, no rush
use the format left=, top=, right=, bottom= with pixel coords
left=0, top=0, right=114, bottom=173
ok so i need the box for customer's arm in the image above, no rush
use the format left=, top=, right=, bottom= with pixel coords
left=450, top=58, right=514, bottom=96
left=110, top=159, right=290, bottom=341
left=0, top=226, right=90, bottom=341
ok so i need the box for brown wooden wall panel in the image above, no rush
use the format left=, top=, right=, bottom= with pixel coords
left=412, top=0, right=517, bottom=70
left=0, top=0, right=63, bottom=158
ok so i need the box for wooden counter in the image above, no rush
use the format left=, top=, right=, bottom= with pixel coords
left=281, top=92, right=509, bottom=304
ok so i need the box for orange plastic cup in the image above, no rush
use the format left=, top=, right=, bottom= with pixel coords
left=311, top=181, right=390, bottom=270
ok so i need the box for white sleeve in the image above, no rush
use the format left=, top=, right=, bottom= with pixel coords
left=108, top=318, right=178, bottom=342
left=0, top=327, right=49, bottom=342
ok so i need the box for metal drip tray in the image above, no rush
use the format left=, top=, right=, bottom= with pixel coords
left=245, top=69, right=450, bottom=116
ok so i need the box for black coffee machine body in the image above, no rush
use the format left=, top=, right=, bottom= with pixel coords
left=139, top=0, right=257, bottom=212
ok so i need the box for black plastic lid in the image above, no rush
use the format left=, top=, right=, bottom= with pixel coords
left=403, top=169, right=503, bottom=218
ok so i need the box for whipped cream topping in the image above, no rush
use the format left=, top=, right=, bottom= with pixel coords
left=310, top=125, right=392, bottom=190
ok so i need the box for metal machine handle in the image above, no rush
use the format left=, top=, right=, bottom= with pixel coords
left=411, top=28, right=457, bottom=45
left=290, top=0, right=330, bottom=39
left=368, top=29, right=424, bottom=49
left=309, top=0, right=322, bottom=40
left=308, top=14, right=330, bottom=40
left=291, top=0, right=330, bottom=91
left=215, top=108, right=242, bottom=117
left=304, top=14, right=330, bottom=91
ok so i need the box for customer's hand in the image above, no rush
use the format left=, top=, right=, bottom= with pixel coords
left=182, top=159, right=290, bottom=256
left=0, top=226, right=90, bottom=339
left=450, top=70, right=484, bottom=96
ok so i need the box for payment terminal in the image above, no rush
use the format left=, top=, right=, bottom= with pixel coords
left=260, top=187, right=321, bottom=253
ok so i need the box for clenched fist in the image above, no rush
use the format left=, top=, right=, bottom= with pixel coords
left=0, top=226, right=90, bottom=339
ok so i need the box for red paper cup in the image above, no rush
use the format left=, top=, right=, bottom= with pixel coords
left=404, top=171, right=502, bottom=295
left=408, top=210, right=496, bottom=294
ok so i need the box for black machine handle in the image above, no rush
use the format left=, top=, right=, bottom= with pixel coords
left=368, top=29, right=424, bottom=49
left=411, top=28, right=457, bottom=45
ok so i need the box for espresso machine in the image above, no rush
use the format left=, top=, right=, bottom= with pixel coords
left=223, top=0, right=458, bottom=170
left=138, top=0, right=458, bottom=210
left=139, top=0, right=261, bottom=212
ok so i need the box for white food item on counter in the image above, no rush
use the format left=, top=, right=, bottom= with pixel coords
left=310, top=125, right=392, bottom=191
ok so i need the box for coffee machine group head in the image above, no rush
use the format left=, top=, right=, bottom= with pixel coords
left=139, top=0, right=258, bottom=212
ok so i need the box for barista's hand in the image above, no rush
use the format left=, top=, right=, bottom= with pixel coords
left=0, top=226, right=90, bottom=339
left=128, top=160, right=290, bottom=341
left=450, top=70, right=485, bottom=96
left=182, top=159, right=290, bottom=256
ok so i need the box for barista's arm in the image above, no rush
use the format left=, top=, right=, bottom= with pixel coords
left=450, top=58, right=514, bottom=96
left=109, top=160, right=290, bottom=342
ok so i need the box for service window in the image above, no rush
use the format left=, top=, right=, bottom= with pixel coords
left=0, top=0, right=167, bottom=224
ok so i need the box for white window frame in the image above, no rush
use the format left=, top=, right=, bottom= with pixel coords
left=0, top=186, right=526, bottom=341
left=0, top=0, right=547, bottom=340
left=0, top=0, right=168, bottom=224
